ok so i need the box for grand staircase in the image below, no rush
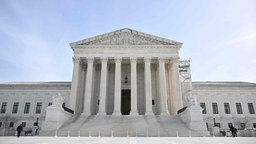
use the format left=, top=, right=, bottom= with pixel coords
left=41, top=114, right=208, bottom=137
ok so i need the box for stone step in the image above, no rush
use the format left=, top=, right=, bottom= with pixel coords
left=52, top=115, right=208, bottom=137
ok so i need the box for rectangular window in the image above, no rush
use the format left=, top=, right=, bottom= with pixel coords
left=200, top=103, right=207, bottom=114
left=0, top=122, right=2, bottom=127
left=206, top=123, right=209, bottom=129
left=48, top=102, right=52, bottom=106
left=215, top=123, right=221, bottom=128
left=9, top=122, right=14, bottom=127
left=236, top=103, right=243, bottom=114
left=228, top=123, right=233, bottom=128
left=212, top=103, right=219, bottom=114
left=12, top=102, right=19, bottom=114
left=224, top=103, right=231, bottom=114
left=253, top=123, right=256, bottom=128
left=24, top=102, right=31, bottom=114
left=0, top=102, right=7, bottom=113
left=34, top=122, right=38, bottom=126
left=35, top=102, right=42, bottom=114
left=22, top=122, right=26, bottom=127
left=248, top=103, right=255, bottom=114
left=240, top=123, right=245, bottom=129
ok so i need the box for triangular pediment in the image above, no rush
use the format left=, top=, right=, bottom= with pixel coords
left=70, top=28, right=182, bottom=46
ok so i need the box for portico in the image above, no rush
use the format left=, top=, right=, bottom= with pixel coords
left=69, top=28, right=183, bottom=116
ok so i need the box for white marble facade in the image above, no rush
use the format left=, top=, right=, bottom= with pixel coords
left=69, top=28, right=183, bottom=116
left=0, top=28, right=256, bottom=136
left=193, top=82, right=256, bottom=130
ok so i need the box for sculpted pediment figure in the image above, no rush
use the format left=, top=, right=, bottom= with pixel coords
left=70, top=28, right=182, bottom=46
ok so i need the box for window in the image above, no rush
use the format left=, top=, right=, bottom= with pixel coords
left=212, top=103, right=219, bottom=114
left=228, top=123, right=233, bottom=128
left=236, top=103, right=243, bottom=114
left=24, top=102, right=31, bottom=114
left=9, top=122, right=14, bottom=127
left=1, top=102, right=7, bottom=113
left=35, top=102, right=42, bottom=114
left=0, top=122, right=2, bottom=127
left=240, top=123, right=245, bottom=129
left=12, top=102, right=19, bottom=114
left=152, top=100, right=155, bottom=105
left=22, top=122, right=26, bottom=127
left=34, top=122, right=38, bottom=126
left=215, top=123, right=221, bottom=128
left=206, top=123, right=209, bottom=129
left=253, top=123, right=256, bottom=128
left=200, top=103, right=207, bottom=114
left=248, top=103, right=255, bottom=114
left=224, top=103, right=231, bottom=114
left=48, top=102, right=52, bottom=106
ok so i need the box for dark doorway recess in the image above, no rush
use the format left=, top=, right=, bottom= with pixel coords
left=121, top=89, right=131, bottom=115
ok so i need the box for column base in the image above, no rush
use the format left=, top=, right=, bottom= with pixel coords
left=97, top=112, right=107, bottom=115
left=145, top=112, right=155, bottom=116
left=80, top=113, right=90, bottom=117
left=129, top=112, right=139, bottom=116
left=112, top=112, right=122, bottom=116
left=159, top=111, right=169, bottom=116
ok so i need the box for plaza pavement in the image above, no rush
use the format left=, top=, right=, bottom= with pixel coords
left=0, top=136, right=256, bottom=144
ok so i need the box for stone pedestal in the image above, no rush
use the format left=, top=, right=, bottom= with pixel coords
left=179, top=105, right=207, bottom=131
left=211, top=126, right=220, bottom=136
left=42, top=106, right=72, bottom=131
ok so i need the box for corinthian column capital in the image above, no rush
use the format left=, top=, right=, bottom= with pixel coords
left=158, top=57, right=169, bottom=63
left=144, top=57, right=151, bottom=63
left=114, top=57, right=122, bottom=63
left=73, top=56, right=80, bottom=63
left=86, top=57, right=94, bottom=63
left=130, top=57, right=137, bottom=63
left=101, top=57, right=108, bottom=63
left=171, top=57, right=180, bottom=64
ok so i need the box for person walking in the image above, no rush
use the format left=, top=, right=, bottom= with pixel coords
left=234, top=127, right=238, bottom=137
left=16, top=124, right=23, bottom=138
left=229, top=125, right=237, bottom=137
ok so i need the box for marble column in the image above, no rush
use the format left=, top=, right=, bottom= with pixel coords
left=83, top=57, right=94, bottom=115
left=158, top=57, right=169, bottom=115
left=130, top=57, right=138, bottom=115
left=98, top=57, right=108, bottom=115
left=144, top=57, right=154, bottom=115
left=167, top=61, right=176, bottom=115
left=113, top=57, right=122, bottom=115
left=171, top=58, right=182, bottom=111
left=69, top=57, right=80, bottom=114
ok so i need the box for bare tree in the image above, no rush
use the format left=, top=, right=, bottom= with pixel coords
left=233, top=117, right=251, bottom=130
left=0, top=115, right=19, bottom=136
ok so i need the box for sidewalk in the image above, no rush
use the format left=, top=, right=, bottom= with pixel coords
left=0, top=137, right=256, bottom=144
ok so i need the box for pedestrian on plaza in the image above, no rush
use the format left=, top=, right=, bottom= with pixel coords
left=16, top=124, right=23, bottom=138
left=234, top=127, right=238, bottom=137
left=229, top=125, right=237, bottom=137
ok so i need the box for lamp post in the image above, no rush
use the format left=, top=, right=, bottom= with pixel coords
left=36, top=117, right=39, bottom=135
left=213, top=118, right=216, bottom=127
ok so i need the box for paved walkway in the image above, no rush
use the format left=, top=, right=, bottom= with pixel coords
left=0, top=137, right=256, bottom=144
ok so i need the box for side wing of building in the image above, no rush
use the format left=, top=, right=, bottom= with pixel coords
left=193, top=82, right=256, bottom=130
left=0, top=82, right=71, bottom=135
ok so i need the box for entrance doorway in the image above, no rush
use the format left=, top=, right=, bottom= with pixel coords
left=121, top=89, right=131, bottom=115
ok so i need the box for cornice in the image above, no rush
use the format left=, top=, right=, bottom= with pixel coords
left=71, top=45, right=181, bottom=49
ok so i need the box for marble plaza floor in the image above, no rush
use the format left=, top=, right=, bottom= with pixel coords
left=0, top=137, right=256, bottom=144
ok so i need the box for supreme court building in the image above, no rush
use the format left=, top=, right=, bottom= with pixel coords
left=0, top=28, right=256, bottom=136
left=69, top=28, right=182, bottom=116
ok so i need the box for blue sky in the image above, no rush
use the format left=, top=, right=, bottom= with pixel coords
left=0, top=0, right=256, bottom=83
